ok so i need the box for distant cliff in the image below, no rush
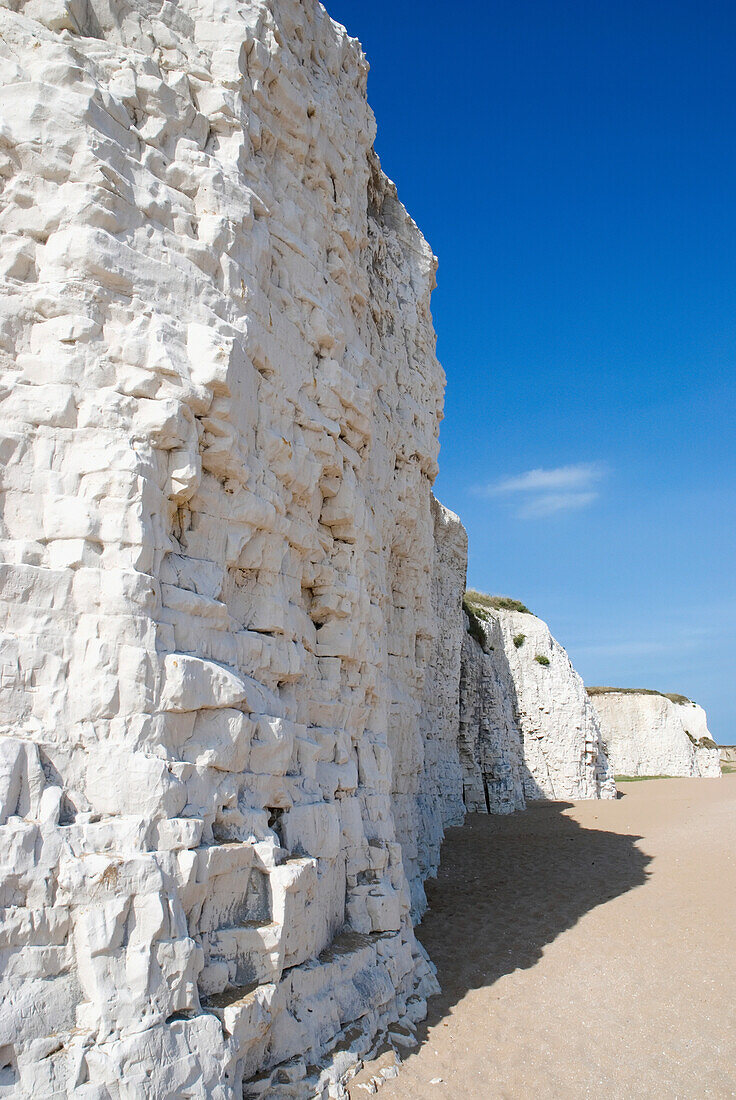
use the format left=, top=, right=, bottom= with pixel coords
left=590, top=689, right=721, bottom=778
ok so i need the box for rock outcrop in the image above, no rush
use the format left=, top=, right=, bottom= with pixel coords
left=460, top=598, right=616, bottom=805
left=590, top=690, right=722, bottom=778
left=0, top=1, right=447, bottom=1094
left=721, top=746, right=736, bottom=767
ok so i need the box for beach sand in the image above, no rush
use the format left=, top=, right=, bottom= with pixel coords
left=372, top=775, right=736, bottom=1099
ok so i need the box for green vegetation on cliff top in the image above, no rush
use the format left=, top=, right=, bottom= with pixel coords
left=587, top=686, right=693, bottom=706
left=464, top=590, right=532, bottom=616
left=462, top=590, right=533, bottom=651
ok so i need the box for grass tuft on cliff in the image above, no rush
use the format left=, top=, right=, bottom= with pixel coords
left=587, top=686, right=693, bottom=706
left=462, top=598, right=487, bottom=649
left=683, top=731, right=717, bottom=749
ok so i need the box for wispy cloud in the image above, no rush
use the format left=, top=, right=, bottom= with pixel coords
left=492, top=464, right=603, bottom=494
left=472, top=462, right=606, bottom=518
left=517, top=490, right=599, bottom=518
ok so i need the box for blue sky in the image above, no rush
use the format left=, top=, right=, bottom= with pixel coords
left=327, top=0, right=736, bottom=743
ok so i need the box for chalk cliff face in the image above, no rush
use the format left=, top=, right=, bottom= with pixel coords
left=591, top=692, right=721, bottom=778
left=0, top=1, right=446, bottom=1094
left=459, top=617, right=527, bottom=813
left=408, top=497, right=467, bottom=911
left=383, top=495, right=466, bottom=921
left=460, top=607, right=616, bottom=805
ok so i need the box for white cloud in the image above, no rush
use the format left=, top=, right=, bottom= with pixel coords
left=517, top=490, right=599, bottom=518
left=472, top=463, right=606, bottom=518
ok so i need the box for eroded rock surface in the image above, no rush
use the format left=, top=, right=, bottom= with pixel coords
left=459, top=618, right=527, bottom=814
left=0, top=1, right=446, bottom=1093
left=460, top=607, right=616, bottom=806
left=591, top=691, right=721, bottom=778
left=408, top=497, right=467, bottom=913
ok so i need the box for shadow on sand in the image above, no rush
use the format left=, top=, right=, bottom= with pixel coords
left=413, top=802, right=651, bottom=1038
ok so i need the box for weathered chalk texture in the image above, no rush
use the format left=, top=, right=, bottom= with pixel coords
left=460, top=608, right=616, bottom=806
left=409, top=498, right=467, bottom=913
left=0, top=1, right=448, bottom=1094
left=591, top=691, right=721, bottom=778
left=459, top=616, right=527, bottom=814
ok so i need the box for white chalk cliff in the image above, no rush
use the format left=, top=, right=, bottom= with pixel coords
left=460, top=601, right=616, bottom=805
left=0, top=1, right=448, bottom=1094
left=591, top=690, right=721, bottom=778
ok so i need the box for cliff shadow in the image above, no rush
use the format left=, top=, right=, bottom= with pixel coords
left=412, top=802, right=651, bottom=1038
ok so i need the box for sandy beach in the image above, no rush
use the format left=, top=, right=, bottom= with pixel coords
left=376, top=775, right=736, bottom=1099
